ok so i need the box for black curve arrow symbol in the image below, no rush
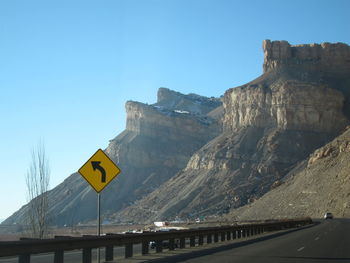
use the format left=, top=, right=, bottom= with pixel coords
left=91, top=161, right=106, bottom=183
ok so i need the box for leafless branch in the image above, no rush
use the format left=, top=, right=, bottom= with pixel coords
left=25, top=141, right=50, bottom=238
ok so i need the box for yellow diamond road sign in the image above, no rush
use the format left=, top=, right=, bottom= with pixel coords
left=78, top=149, right=121, bottom=193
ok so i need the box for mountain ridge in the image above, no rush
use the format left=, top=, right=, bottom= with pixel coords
left=4, top=40, right=350, bottom=226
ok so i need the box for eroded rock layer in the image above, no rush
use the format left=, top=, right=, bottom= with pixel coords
left=223, top=81, right=346, bottom=132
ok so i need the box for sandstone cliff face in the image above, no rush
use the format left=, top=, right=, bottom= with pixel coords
left=4, top=89, right=221, bottom=226
left=223, top=81, right=347, bottom=132
left=155, top=87, right=221, bottom=115
left=115, top=40, right=350, bottom=223
left=261, top=40, right=350, bottom=118
left=262, top=40, right=350, bottom=74
left=124, top=100, right=218, bottom=142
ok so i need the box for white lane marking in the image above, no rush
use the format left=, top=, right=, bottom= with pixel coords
left=297, top=246, right=305, bottom=252
left=315, top=237, right=320, bottom=241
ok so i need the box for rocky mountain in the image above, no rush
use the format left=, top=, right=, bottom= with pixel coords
left=226, top=126, right=350, bottom=220
left=3, top=88, right=222, bottom=226
left=114, top=40, right=350, bottom=223
left=5, top=40, right=350, bottom=226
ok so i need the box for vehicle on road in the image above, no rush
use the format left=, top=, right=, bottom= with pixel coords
left=324, top=212, right=334, bottom=219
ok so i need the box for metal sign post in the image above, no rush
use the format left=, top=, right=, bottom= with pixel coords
left=97, top=192, right=101, bottom=263
left=97, top=193, right=101, bottom=236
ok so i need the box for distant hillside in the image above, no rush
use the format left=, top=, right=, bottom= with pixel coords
left=225, top=126, right=350, bottom=220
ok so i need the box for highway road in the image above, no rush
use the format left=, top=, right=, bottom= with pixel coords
left=1, top=219, right=349, bottom=263
left=155, top=218, right=350, bottom=263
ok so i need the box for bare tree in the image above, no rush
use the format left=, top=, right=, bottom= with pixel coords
left=25, top=142, right=50, bottom=238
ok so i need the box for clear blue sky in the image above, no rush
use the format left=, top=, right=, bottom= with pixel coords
left=0, top=0, right=349, bottom=221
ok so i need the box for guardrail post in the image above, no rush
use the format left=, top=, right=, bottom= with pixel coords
left=169, top=238, right=175, bottom=250
left=198, top=235, right=204, bottom=246
left=19, top=254, right=30, bottom=263
left=221, top=232, right=225, bottom=242
left=105, top=245, right=114, bottom=261
left=53, top=236, right=65, bottom=263
left=190, top=236, right=195, bottom=247
left=125, top=243, right=133, bottom=258
left=156, top=240, right=163, bottom=253
left=242, top=229, right=246, bottom=238
left=214, top=233, right=219, bottom=243
left=104, top=234, right=114, bottom=261
left=54, top=250, right=64, bottom=263
left=142, top=241, right=149, bottom=254
left=226, top=231, right=231, bottom=240
left=82, top=248, right=92, bottom=263
left=180, top=237, right=186, bottom=248
left=207, top=234, right=212, bottom=244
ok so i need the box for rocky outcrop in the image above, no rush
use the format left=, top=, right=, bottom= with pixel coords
left=125, top=101, right=218, bottom=141
left=4, top=89, right=221, bottom=226
left=226, top=126, right=350, bottom=220
left=115, top=40, right=350, bottom=223
left=155, top=88, right=221, bottom=115
left=263, top=40, right=350, bottom=74
left=307, top=133, right=350, bottom=166
left=261, top=40, right=350, bottom=118
left=223, top=81, right=347, bottom=132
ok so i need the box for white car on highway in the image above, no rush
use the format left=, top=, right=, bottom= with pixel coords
left=324, top=212, right=334, bottom=219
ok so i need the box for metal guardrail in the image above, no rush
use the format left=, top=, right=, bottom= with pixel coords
left=0, top=218, right=312, bottom=263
